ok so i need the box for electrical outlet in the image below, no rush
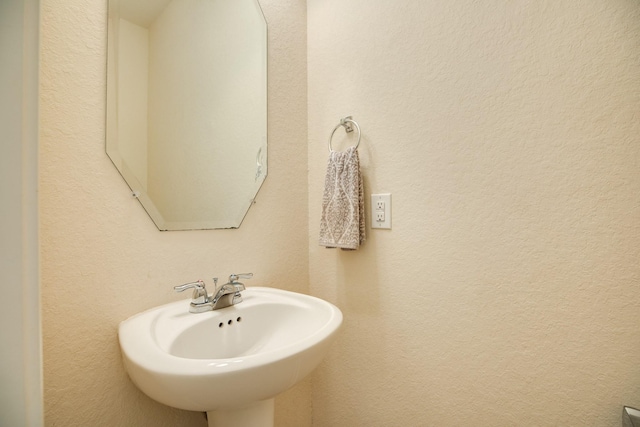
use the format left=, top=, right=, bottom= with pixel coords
left=371, top=193, right=391, bottom=229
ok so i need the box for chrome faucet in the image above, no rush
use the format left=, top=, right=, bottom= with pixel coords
left=173, top=274, right=253, bottom=313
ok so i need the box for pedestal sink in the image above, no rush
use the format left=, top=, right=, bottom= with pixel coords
left=118, top=287, right=342, bottom=427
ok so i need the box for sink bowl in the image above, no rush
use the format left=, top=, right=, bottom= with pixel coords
left=118, top=287, right=342, bottom=427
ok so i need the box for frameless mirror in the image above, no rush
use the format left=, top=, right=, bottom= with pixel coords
left=106, top=0, right=267, bottom=230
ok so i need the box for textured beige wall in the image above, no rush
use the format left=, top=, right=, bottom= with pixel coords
left=39, top=0, right=308, bottom=426
left=39, top=0, right=640, bottom=425
left=308, top=0, right=640, bottom=425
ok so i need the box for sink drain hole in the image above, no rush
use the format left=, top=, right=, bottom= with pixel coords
left=237, top=317, right=242, bottom=322
left=218, top=322, right=224, bottom=328
left=227, top=320, right=233, bottom=325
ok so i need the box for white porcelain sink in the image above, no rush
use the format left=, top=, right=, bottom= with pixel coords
left=118, top=287, right=342, bottom=427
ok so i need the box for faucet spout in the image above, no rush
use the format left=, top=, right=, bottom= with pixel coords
left=210, top=283, right=245, bottom=310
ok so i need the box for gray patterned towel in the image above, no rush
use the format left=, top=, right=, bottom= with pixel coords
left=319, top=146, right=365, bottom=250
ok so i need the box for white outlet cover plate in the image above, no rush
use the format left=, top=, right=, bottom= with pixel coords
left=371, top=193, right=391, bottom=229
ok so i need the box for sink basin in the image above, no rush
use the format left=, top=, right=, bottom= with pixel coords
left=118, top=287, right=342, bottom=427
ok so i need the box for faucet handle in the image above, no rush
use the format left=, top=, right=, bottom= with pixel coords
left=228, top=273, right=252, bottom=294
left=174, top=280, right=208, bottom=304
left=228, top=273, right=253, bottom=284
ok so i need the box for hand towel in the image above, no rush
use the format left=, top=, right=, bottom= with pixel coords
left=319, top=146, right=365, bottom=250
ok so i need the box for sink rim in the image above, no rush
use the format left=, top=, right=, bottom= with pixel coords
left=118, top=287, right=343, bottom=376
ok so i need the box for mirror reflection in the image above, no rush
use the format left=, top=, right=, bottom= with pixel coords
left=106, top=0, right=268, bottom=230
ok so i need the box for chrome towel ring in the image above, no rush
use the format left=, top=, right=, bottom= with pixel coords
left=328, top=116, right=361, bottom=152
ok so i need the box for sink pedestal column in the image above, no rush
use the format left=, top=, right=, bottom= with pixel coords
left=207, top=399, right=274, bottom=427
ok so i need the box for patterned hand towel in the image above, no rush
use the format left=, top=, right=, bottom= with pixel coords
left=319, top=146, right=365, bottom=250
